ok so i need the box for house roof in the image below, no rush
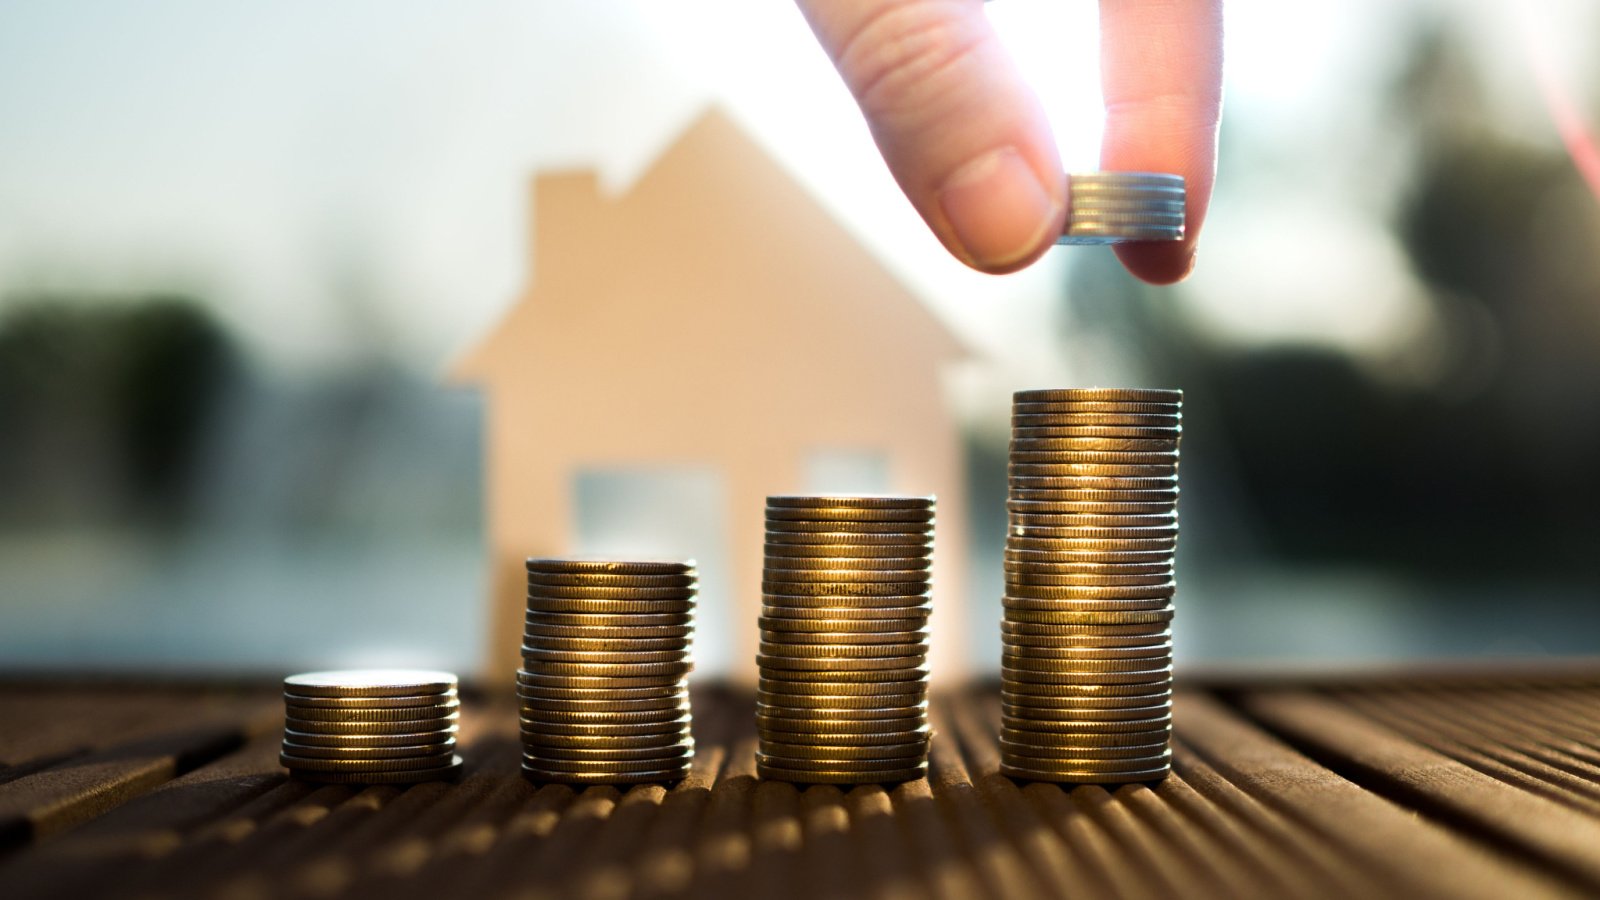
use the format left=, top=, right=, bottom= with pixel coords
left=453, top=106, right=967, bottom=386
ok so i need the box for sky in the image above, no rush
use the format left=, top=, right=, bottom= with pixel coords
left=0, top=0, right=1595, bottom=387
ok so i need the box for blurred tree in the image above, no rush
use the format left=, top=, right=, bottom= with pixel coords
left=0, top=295, right=238, bottom=526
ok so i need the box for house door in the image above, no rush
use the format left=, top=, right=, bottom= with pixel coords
left=573, top=467, right=730, bottom=675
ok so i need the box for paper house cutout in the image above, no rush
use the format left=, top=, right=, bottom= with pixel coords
left=453, top=107, right=970, bottom=682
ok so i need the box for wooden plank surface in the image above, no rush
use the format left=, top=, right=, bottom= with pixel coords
left=0, top=675, right=1598, bottom=899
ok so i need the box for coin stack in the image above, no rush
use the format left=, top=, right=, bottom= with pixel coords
left=758, top=495, right=934, bottom=784
left=280, top=670, right=463, bottom=783
left=1056, top=172, right=1185, bottom=245
left=1000, top=388, right=1180, bottom=783
left=519, top=558, right=697, bottom=784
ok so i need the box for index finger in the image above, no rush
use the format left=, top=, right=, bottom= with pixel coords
left=1098, top=0, right=1224, bottom=284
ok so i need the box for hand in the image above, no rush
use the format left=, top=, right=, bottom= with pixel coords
left=795, top=0, right=1223, bottom=283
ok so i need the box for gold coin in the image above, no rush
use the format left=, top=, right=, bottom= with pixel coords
left=525, top=598, right=695, bottom=616
left=758, top=677, right=927, bottom=697
left=1014, top=388, right=1181, bottom=405
left=281, top=690, right=456, bottom=710
left=527, top=585, right=698, bottom=601
left=284, top=701, right=458, bottom=723
left=762, top=578, right=929, bottom=597
left=516, top=684, right=686, bottom=703
left=762, top=568, right=932, bottom=586
left=515, top=669, right=686, bottom=690
left=758, top=740, right=928, bottom=762
left=1000, top=679, right=1172, bottom=699
left=1002, top=666, right=1172, bottom=686
left=1012, top=401, right=1179, bottom=416
left=1011, top=437, right=1178, bottom=453
left=756, top=753, right=927, bottom=772
left=526, top=611, right=693, bottom=629
left=517, top=694, right=687, bottom=714
left=761, top=605, right=929, bottom=622
left=1005, top=549, right=1175, bottom=564
left=524, top=623, right=693, bottom=641
left=1002, top=607, right=1173, bottom=626
left=758, top=653, right=925, bottom=672
left=525, top=558, right=693, bottom=576
left=293, top=756, right=464, bottom=784
left=765, top=506, right=935, bottom=524
left=758, top=642, right=926, bottom=661
left=521, top=764, right=688, bottom=785
left=999, top=763, right=1168, bottom=784
left=283, top=727, right=458, bottom=748
left=1002, top=620, right=1171, bottom=636
left=1002, top=596, right=1172, bottom=613
left=519, top=705, right=690, bottom=725
left=1002, top=631, right=1172, bottom=649
left=765, top=530, right=933, bottom=546
left=765, top=519, right=934, bottom=535
left=762, top=592, right=930, bottom=610
left=519, top=717, right=693, bottom=737
left=283, top=669, right=457, bottom=699
left=755, top=763, right=925, bottom=784
left=757, top=712, right=929, bottom=733
left=522, top=635, right=689, bottom=653
left=527, top=744, right=695, bottom=763
left=999, top=739, right=1170, bottom=762
left=526, top=755, right=699, bottom=775
left=767, top=495, right=935, bottom=510
left=757, top=690, right=926, bottom=709
left=280, top=750, right=456, bottom=772
left=280, top=740, right=453, bottom=760
left=1003, top=582, right=1175, bottom=601
left=758, top=628, right=929, bottom=645
left=1002, top=701, right=1172, bottom=721
left=763, top=542, right=932, bottom=561
left=284, top=714, right=458, bottom=735
left=764, top=557, right=932, bottom=574
left=526, top=571, right=697, bottom=588
left=1000, top=716, right=1171, bottom=736
left=519, top=729, right=693, bottom=750
left=1008, top=490, right=1179, bottom=505
left=1012, top=413, right=1181, bottom=429
left=1003, top=572, right=1172, bottom=587
left=520, top=647, right=690, bottom=665
left=1003, top=642, right=1171, bottom=660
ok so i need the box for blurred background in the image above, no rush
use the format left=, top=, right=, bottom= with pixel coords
left=2, top=0, right=1598, bottom=676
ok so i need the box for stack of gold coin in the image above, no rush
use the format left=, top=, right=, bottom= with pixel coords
left=1000, top=387, right=1180, bottom=783
left=280, top=670, right=463, bottom=783
left=1056, top=172, right=1185, bottom=245
left=519, top=558, right=696, bottom=784
left=757, top=495, right=934, bottom=784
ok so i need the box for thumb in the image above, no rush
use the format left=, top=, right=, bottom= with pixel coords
left=797, top=0, right=1066, bottom=274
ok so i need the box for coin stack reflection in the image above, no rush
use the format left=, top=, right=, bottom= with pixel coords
left=1001, top=388, right=1180, bottom=783
left=757, top=495, right=934, bottom=784
left=519, top=558, right=696, bottom=784
left=1056, top=172, right=1185, bottom=245
left=280, top=670, right=463, bottom=783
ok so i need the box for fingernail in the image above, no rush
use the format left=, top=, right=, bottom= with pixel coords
left=938, top=147, right=1060, bottom=271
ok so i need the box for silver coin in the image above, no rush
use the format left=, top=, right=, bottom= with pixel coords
left=283, top=669, right=457, bottom=699
left=767, top=495, right=934, bottom=510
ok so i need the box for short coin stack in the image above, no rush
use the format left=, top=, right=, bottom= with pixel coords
left=280, top=670, right=463, bottom=783
left=1057, top=172, right=1185, bottom=245
left=520, top=558, right=697, bottom=784
left=1001, top=388, right=1180, bottom=783
left=758, top=495, right=934, bottom=784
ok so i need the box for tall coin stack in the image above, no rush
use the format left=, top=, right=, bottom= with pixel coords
left=281, top=670, right=463, bottom=783
left=519, top=558, right=697, bottom=784
left=757, top=495, right=934, bottom=784
left=1000, top=388, right=1180, bottom=783
left=1056, top=172, right=1185, bottom=245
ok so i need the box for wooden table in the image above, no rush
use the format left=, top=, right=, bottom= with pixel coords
left=3, top=672, right=1600, bottom=899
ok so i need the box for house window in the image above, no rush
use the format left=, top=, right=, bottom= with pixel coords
left=573, top=467, right=730, bottom=675
left=803, top=449, right=891, bottom=494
